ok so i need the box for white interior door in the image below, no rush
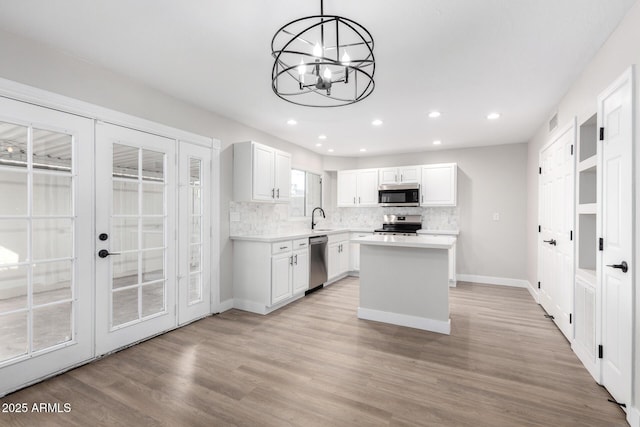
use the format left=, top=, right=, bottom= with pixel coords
left=598, top=68, right=632, bottom=406
left=539, top=121, right=575, bottom=340
left=0, top=97, right=93, bottom=395
left=178, top=143, right=211, bottom=325
left=95, top=122, right=176, bottom=356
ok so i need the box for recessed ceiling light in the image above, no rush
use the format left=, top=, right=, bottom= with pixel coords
left=487, top=112, right=501, bottom=120
left=371, top=119, right=383, bottom=126
left=433, top=140, right=442, bottom=145
left=318, top=134, right=327, bottom=140
left=328, top=148, right=334, bottom=152
left=286, top=119, right=297, bottom=125
left=428, top=111, right=441, bottom=118
left=359, top=148, right=367, bottom=152
left=315, top=143, right=322, bottom=147
left=6, top=147, right=13, bottom=153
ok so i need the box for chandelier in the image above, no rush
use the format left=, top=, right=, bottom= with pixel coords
left=271, top=0, right=375, bottom=107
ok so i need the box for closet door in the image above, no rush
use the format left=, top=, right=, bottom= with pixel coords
left=598, top=68, right=632, bottom=407
left=0, top=97, right=93, bottom=396
left=95, top=123, right=177, bottom=356
left=538, top=121, right=575, bottom=340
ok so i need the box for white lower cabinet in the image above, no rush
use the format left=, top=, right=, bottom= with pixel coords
left=350, top=232, right=373, bottom=272
left=327, top=233, right=350, bottom=281
left=233, top=238, right=309, bottom=314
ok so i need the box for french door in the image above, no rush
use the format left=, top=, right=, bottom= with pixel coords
left=95, top=123, right=177, bottom=356
left=539, top=121, right=575, bottom=340
left=0, top=96, right=93, bottom=395
left=178, top=143, right=211, bottom=325
left=598, top=68, right=632, bottom=407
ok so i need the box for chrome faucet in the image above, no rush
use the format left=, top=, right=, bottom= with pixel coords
left=311, top=207, right=326, bottom=230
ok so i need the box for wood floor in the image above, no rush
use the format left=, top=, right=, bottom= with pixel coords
left=0, top=278, right=627, bottom=426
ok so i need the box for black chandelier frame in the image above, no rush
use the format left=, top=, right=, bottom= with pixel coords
left=271, top=1, right=376, bottom=107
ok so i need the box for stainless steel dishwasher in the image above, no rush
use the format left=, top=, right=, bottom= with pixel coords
left=308, top=235, right=328, bottom=294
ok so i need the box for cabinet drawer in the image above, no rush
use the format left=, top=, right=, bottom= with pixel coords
left=272, top=241, right=293, bottom=254
left=293, top=238, right=309, bottom=250
left=328, top=233, right=349, bottom=244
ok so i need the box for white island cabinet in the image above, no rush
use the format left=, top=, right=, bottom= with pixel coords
left=352, top=235, right=456, bottom=335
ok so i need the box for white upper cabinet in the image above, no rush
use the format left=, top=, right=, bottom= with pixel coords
left=378, top=166, right=421, bottom=184
left=234, top=141, right=291, bottom=203
left=337, top=169, right=379, bottom=207
left=421, top=163, right=457, bottom=206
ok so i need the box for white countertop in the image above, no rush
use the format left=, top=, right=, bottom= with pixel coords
left=230, top=228, right=355, bottom=242
left=351, top=234, right=456, bottom=249
left=418, top=229, right=459, bottom=236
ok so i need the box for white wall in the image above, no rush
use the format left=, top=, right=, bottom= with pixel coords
left=330, top=143, right=529, bottom=282
left=525, top=0, right=640, bottom=414
left=0, top=29, right=324, bottom=303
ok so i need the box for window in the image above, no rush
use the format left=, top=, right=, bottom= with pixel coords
left=290, top=169, right=322, bottom=217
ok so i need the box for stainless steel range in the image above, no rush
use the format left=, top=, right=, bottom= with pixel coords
left=374, top=215, right=422, bottom=236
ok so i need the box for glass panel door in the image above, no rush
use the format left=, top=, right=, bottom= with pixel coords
left=0, top=97, right=93, bottom=396
left=178, top=143, right=211, bottom=325
left=95, top=123, right=176, bottom=355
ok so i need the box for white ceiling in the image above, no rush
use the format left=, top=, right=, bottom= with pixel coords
left=0, top=0, right=635, bottom=156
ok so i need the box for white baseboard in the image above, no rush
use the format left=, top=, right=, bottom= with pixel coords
left=628, top=406, right=640, bottom=427
left=233, top=299, right=267, bottom=315
left=357, top=307, right=451, bottom=335
left=525, top=281, right=539, bottom=303
left=216, top=299, right=234, bottom=313
left=456, top=274, right=529, bottom=288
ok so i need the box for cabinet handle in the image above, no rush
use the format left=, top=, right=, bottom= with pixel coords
left=277, top=188, right=280, bottom=199
left=421, top=195, right=424, bottom=203
left=353, top=197, right=356, bottom=204
left=401, top=174, right=403, bottom=181
left=280, top=246, right=288, bottom=250
left=272, top=188, right=275, bottom=198
left=289, top=256, right=293, bottom=266
left=358, top=197, right=361, bottom=204
left=294, top=254, right=298, bottom=265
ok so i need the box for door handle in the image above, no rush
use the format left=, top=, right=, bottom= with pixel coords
left=98, top=249, right=120, bottom=258
left=543, top=239, right=557, bottom=246
left=606, top=261, right=628, bottom=273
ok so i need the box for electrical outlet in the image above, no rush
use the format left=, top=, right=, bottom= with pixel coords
left=230, top=212, right=240, bottom=222
left=492, top=212, right=500, bottom=221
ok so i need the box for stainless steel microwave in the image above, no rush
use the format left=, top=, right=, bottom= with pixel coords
left=378, top=184, right=420, bottom=207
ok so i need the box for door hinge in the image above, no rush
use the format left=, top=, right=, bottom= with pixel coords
left=537, top=281, right=541, bottom=289
left=598, top=345, right=603, bottom=359
left=569, top=313, right=572, bottom=324
left=539, top=167, right=542, bottom=175
left=570, top=144, right=574, bottom=155
left=599, top=127, right=605, bottom=141
left=570, top=230, right=573, bottom=241
left=538, top=225, right=541, bottom=233
left=599, top=237, right=603, bottom=251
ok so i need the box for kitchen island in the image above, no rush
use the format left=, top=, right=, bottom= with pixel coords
left=350, top=234, right=456, bottom=335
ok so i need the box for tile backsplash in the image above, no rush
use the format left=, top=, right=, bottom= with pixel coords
left=230, top=202, right=458, bottom=235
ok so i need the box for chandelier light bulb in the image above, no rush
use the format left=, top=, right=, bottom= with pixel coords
left=313, top=43, right=323, bottom=58
left=297, top=59, right=306, bottom=76
left=341, top=51, right=351, bottom=66
left=7, top=146, right=13, bottom=153
left=323, top=67, right=332, bottom=80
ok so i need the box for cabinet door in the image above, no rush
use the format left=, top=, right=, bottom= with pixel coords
left=339, top=243, right=350, bottom=275
left=292, top=249, right=309, bottom=294
left=337, top=170, right=358, bottom=207
left=271, top=253, right=292, bottom=305
left=253, top=144, right=275, bottom=201
left=378, top=167, right=398, bottom=184
left=421, top=164, right=457, bottom=206
left=274, top=150, right=291, bottom=202
left=356, top=169, right=379, bottom=206
left=399, top=166, right=421, bottom=183
left=350, top=242, right=360, bottom=271
left=327, top=242, right=340, bottom=279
